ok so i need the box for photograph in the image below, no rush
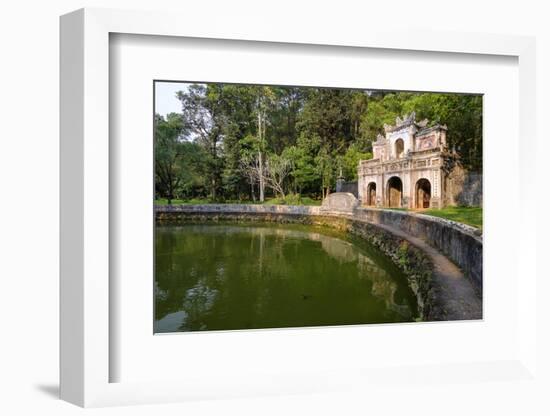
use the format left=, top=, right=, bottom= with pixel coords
left=153, top=81, right=483, bottom=333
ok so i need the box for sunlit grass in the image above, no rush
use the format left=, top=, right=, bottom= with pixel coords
left=418, top=206, right=482, bottom=229
left=384, top=206, right=482, bottom=229
left=155, top=198, right=211, bottom=205
left=263, top=195, right=321, bottom=206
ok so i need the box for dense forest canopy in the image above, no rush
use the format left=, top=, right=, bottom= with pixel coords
left=155, top=83, right=482, bottom=203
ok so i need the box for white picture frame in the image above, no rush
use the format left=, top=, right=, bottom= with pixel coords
left=60, top=7, right=538, bottom=407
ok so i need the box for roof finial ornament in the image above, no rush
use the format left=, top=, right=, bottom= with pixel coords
left=417, top=118, right=429, bottom=128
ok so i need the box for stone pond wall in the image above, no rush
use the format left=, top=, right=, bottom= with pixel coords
left=352, top=208, right=482, bottom=289
left=155, top=204, right=482, bottom=291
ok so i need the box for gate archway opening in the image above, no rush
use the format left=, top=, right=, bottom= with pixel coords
left=386, top=177, right=403, bottom=208
left=366, top=182, right=376, bottom=206
left=415, top=178, right=431, bottom=209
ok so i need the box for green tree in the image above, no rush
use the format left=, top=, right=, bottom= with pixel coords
left=341, top=143, right=372, bottom=181
left=216, top=85, right=256, bottom=200
left=282, top=133, right=321, bottom=194
left=154, top=112, right=186, bottom=204
left=297, top=88, right=355, bottom=153
left=268, top=87, right=304, bottom=153
left=176, top=141, right=208, bottom=198
left=177, top=84, right=226, bottom=199
left=315, top=145, right=335, bottom=198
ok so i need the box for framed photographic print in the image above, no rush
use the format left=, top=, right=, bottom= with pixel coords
left=60, top=7, right=538, bottom=408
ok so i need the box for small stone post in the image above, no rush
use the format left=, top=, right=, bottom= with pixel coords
left=336, top=168, right=344, bottom=193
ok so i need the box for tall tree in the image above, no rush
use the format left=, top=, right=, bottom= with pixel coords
left=282, top=133, right=321, bottom=195
left=239, top=135, right=264, bottom=202
left=297, top=88, right=355, bottom=152
left=315, top=145, right=334, bottom=199
left=252, top=86, right=276, bottom=202
left=154, top=113, right=186, bottom=204
left=215, top=84, right=256, bottom=199
left=177, top=84, right=226, bottom=199
left=268, top=87, right=305, bottom=153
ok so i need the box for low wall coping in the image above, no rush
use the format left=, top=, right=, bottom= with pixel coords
left=155, top=204, right=481, bottom=240
left=359, top=207, right=482, bottom=242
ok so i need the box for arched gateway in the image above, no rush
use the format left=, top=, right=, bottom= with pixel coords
left=357, top=113, right=452, bottom=210
left=366, top=182, right=376, bottom=206
left=386, top=177, right=403, bottom=208
left=416, top=178, right=431, bottom=209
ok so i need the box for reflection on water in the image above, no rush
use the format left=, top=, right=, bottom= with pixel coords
left=154, top=223, right=417, bottom=333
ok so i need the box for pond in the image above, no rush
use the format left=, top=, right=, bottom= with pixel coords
left=154, top=222, right=418, bottom=333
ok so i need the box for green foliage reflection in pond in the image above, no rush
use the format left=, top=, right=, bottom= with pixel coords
left=154, top=223, right=418, bottom=332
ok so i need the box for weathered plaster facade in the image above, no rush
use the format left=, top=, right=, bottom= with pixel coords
left=358, top=112, right=454, bottom=209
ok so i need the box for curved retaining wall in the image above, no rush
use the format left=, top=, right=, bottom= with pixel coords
left=155, top=204, right=482, bottom=290
left=353, top=208, right=482, bottom=289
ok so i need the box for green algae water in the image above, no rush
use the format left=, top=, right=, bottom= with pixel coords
left=154, top=223, right=417, bottom=333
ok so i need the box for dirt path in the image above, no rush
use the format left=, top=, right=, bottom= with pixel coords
left=375, top=222, right=482, bottom=321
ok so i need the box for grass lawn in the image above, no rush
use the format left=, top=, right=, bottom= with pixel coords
left=418, top=206, right=482, bottom=229
left=263, top=196, right=321, bottom=206
left=154, top=196, right=322, bottom=206
left=155, top=198, right=212, bottom=205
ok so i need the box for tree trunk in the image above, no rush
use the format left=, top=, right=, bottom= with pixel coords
left=257, top=107, right=265, bottom=203
left=211, top=178, right=216, bottom=200
left=167, top=172, right=173, bottom=205
left=258, top=151, right=264, bottom=202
